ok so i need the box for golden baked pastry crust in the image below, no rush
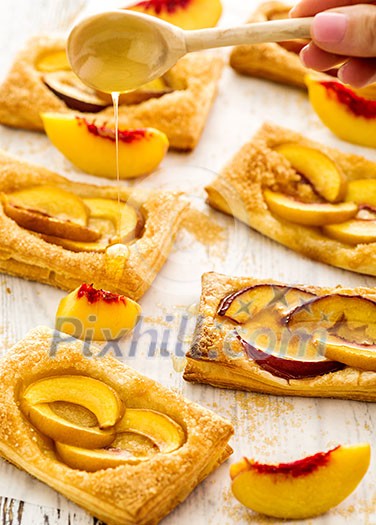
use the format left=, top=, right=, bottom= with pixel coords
left=184, top=272, right=376, bottom=401
left=0, top=326, right=233, bottom=525
left=205, top=122, right=376, bottom=277
left=230, top=1, right=306, bottom=88
left=0, top=36, right=224, bottom=150
left=0, top=150, right=187, bottom=299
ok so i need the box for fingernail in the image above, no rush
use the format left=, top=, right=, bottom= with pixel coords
left=299, top=45, right=310, bottom=67
left=312, top=12, right=348, bottom=43
left=289, top=6, right=297, bottom=17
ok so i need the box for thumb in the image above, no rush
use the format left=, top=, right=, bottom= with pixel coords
left=311, top=4, right=376, bottom=57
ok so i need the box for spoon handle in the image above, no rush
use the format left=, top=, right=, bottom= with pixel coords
left=185, top=17, right=313, bottom=53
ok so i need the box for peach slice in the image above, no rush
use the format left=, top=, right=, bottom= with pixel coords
left=230, top=444, right=370, bottom=519
left=22, top=375, right=122, bottom=429
left=218, top=284, right=316, bottom=323
left=7, top=185, right=88, bottom=227
left=35, top=50, right=71, bottom=73
left=323, top=219, right=376, bottom=245
left=264, top=190, right=357, bottom=226
left=56, top=283, right=142, bottom=341
left=286, top=294, right=376, bottom=341
left=55, top=441, right=149, bottom=471
left=345, top=180, right=376, bottom=208
left=238, top=338, right=344, bottom=380
left=314, top=334, right=376, bottom=372
left=41, top=113, right=169, bottom=179
left=2, top=197, right=100, bottom=242
left=274, top=144, right=346, bottom=203
left=117, top=409, right=185, bottom=454
left=20, top=402, right=115, bottom=449
left=44, top=71, right=111, bottom=113
left=127, top=0, right=222, bottom=30
left=83, top=198, right=144, bottom=243
left=306, top=75, right=376, bottom=149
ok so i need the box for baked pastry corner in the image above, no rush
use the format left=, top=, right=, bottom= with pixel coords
left=0, top=326, right=233, bottom=525
left=205, top=122, right=376, bottom=277
left=184, top=272, right=376, bottom=401
left=0, top=150, right=188, bottom=299
left=0, top=35, right=224, bottom=150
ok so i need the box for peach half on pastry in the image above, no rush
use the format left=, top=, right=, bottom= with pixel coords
left=306, top=75, right=376, bottom=149
left=230, top=444, right=371, bottom=519
left=41, top=113, right=169, bottom=179
left=218, top=284, right=316, bottom=323
left=20, top=375, right=122, bottom=448
left=56, top=283, right=141, bottom=341
left=263, top=190, right=357, bottom=226
left=314, top=334, right=376, bottom=372
left=56, top=408, right=186, bottom=471
left=2, top=185, right=100, bottom=242
left=126, top=0, right=222, bottom=30
left=274, top=144, right=347, bottom=203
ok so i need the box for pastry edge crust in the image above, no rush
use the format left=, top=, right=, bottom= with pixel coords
left=205, top=122, right=376, bottom=277
left=0, top=326, right=234, bottom=525
left=0, top=150, right=188, bottom=300
left=183, top=271, right=376, bottom=401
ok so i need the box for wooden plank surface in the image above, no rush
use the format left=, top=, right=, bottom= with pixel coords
left=0, top=1, right=376, bottom=524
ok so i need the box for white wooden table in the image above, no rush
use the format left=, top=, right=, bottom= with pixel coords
left=0, top=1, right=376, bottom=524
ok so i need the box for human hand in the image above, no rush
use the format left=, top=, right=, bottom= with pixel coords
left=290, top=0, right=376, bottom=87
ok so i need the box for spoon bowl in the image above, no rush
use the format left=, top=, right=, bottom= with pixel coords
left=67, top=10, right=187, bottom=94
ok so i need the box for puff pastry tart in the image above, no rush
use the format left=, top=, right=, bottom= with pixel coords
left=184, top=272, right=376, bottom=401
left=230, top=1, right=376, bottom=98
left=0, top=36, right=223, bottom=150
left=0, top=150, right=187, bottom=299
left=206, top=123, right=376, bottom=277
left=0, top=326, right=233, bottom=525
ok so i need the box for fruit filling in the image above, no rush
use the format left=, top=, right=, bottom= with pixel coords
left=230, top=444, right=370, bottom=520
left=130, top=0, right=192, bottom=15
left=218, top=284, right=376, bottom=378
left=56, top=284, right=142, bottom=341
left=264, top=143, right=376, bottom=244
left=20, top=375, right=185, bottom=471
left=2, top=185, right=143, bottom=251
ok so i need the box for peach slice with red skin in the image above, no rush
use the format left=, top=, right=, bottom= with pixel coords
left=6, top=185, right=89, bottom=227
left=218, top=284, right=316, bottom=323
left=43, top=198, right=143, bottom=252
left=306, top=75, right=376, bottom=149
left=274, top=144, right=347, bottom=203
left=230, top=444, right=371, bottom=519
left=264, top=190, right=357, bottom=226
left=286, top=294, right=376, bottom=342
left=41, top=113, right=169, bottom=179
left=238, top=337, right=344, bottom=380
left=127, top=0, right=222, bottom=30
left=314, top=334, right=376, bottom=372
left=2, top=196, right=100, bottom=242
left=56, top=283, right=142, bottom=341
left=323, top=219, right=376, bottom=245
